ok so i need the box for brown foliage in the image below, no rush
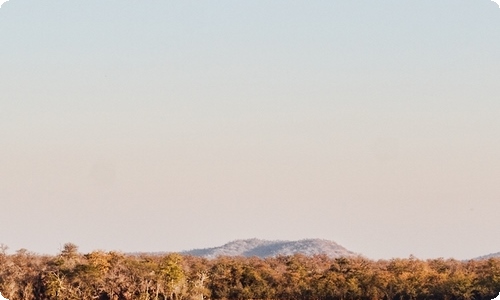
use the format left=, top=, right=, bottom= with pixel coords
left=0, top=244, right=498, bottom=300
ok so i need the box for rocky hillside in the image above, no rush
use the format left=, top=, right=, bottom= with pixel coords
left=473, top=252, right=500, bottom=260
left=182, top=238, right=357, bottom=259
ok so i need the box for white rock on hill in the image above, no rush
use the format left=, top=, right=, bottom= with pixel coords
left=182, top=238, right=358, bottom=259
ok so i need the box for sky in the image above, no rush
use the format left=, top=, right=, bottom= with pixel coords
left=0, top=0, right=499, bottom=260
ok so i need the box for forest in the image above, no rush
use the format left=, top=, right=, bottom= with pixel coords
left=0, top=243, right=499, bottom=300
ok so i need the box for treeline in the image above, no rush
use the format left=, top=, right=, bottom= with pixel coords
left=0, top=243, right=499, bottom=300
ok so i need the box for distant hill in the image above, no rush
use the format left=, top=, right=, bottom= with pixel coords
left=473, top=252, right=500, bottom=260
left=181, top=238, right=357, bottom=259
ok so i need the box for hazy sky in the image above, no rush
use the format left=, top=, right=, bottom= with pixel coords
left=0, top=0, right=499, bottom=260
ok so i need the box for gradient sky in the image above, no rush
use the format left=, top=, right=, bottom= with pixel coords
left=0, top=0, right=499, bottom=260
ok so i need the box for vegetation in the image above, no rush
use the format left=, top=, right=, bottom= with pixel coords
left=0, top=243, right=499, bottom=300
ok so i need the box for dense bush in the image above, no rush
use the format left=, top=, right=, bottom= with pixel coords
left=0, top=244, right=498, bottom=300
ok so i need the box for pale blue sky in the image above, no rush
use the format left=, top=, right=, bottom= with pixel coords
left=0, top=0, right=499, bottom=259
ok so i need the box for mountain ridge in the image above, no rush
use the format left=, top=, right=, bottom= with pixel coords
left=181, top=238, right=357, bottom=259
left=473, top=252, right=500, bottom=260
